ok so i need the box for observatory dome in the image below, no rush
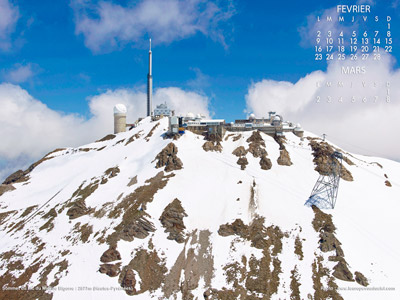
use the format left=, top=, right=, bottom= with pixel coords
left=186, top=112, right=195, bottom=119
left=273, top=115, right=281, bottom=121
left=249, top=113, right=256, bottom=120
left=114, top=104, right=127, bottom=114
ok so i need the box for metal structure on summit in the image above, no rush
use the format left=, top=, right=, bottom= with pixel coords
left=305, top=151, right=343, bottom=209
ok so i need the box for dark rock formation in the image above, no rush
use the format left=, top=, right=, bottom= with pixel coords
left=260, top=155, right=272, bottom=170
left=121, top=269, right=137, bottom=294
left=311, top=205, right=356, bottom=284
left=99, top=263, right=120, bottom=277
left=66, top=199, right=93, bottom=220
left=385, top=180, right=392, bottom=187
left=100, top=246, right=121, bottom=263
left=248, top=143, right=267, bottom=158
left=355, top=271, right=369, bottom=286
left=309, top=140, right=353, bottom=181
left=232, top=146, right=247, bottom=157
left=246, top=131, right=265, bottom=145
left=159, top=199, right=187, bottom=243
left=120, top=216, right=156, bottom=241
left=333, top=260, right=354, bottom=282
left=203, top=141, right=223, bottom=152
left=277, top=149, right=292, bottom=166
left=237, top=157, right=248, bottom=170
left=155, top=143, right=183, bottom=172
left=96, top=134, right=116, bottom=142
left=0, top=184, right=15, bottom=197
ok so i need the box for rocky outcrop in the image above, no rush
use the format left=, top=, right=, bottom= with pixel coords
left=119, top=249, right=167, bottom=296
left=237, top=157, right=248, bottom=170
left=100, top=246, right=121, bottom=263
left=232, top=146, right=247, bottom=157
left=309, top=140, right=353, bottom=181
left=159, top=199, right=187, bottom=243
left=215, top=218, right=284, bottom=299
left=99, top=263, right=120, bottom=277
left=355, top=271, right=369, bottom=286
left=273, top=135, right=286, bottom=150
left=260, top=155, right=272, bottom=170
left=203, top=141, right=223, bottom=152
left=277, top=149, right=292, bottom=166
left=332, top=259, right=354, bottom=282
left=2, top=149, right=65, bottom=185
left=120, top=215, right=155, bottom=241
left=385, top=180, right=392, bottom=187
left=66, top=199, right=93, bottom=220
left=96, top=134, right=116, bottom=142
left=246, top=131, right=265, bottom=145
left=0, top=184, right=15, bottom=197
left=121, top=268, right=137, bottom=294
left=311, top=205, right=361, bottom=285
left=65, top=180, right=99, bottom=220
left=107, top=171, right=175, bottom=245
left=247, top=131, right=267, bottom=158
left=145, top=123, right=160, bottom=141
left=155, top=143, right=183, bottom=172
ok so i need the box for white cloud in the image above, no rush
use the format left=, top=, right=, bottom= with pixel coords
left=187, top=67, right=211, bottom=90
left=70, top=0, right=235, bottom=52
left=3, top=63, right=39, bottom=83
left=245, top=53, right=400, bottom=161
left=0, top=0, right=19, bottom=51
left=0, top=83, right=211, bottom=180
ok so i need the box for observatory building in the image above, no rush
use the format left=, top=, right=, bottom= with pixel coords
left=114, top=104, right=127, bottom=134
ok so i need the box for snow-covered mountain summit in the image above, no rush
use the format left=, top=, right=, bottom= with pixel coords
left=0, top=117, right=399, bottom=300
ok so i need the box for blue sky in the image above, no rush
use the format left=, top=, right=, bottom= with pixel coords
left=0, top=0, right=400, bottom=179
left=1, top=0, right=397, bottom=120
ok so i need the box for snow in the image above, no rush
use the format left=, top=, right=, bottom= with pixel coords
left=0, top=117, right=399, bottom=299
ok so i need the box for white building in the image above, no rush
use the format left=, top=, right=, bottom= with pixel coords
left=154, top=102, right=171, bottom=117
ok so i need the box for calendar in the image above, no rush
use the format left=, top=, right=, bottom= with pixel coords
left=313, top=4, right=393, bottom=104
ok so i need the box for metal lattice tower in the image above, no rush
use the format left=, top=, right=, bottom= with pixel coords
left=305, top=151, right=343, bottom=209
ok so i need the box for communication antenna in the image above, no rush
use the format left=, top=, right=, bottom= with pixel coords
left=305, top=151, right=343, bottom=209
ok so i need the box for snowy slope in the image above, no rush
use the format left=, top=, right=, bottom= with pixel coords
left=0, top=116, right=399, bottom=300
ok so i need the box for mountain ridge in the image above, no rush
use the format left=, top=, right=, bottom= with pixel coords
left=0, top=116, right=399, bottom=300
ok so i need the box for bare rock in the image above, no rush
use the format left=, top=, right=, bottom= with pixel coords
left=2, top=170, right=26, bottom=185
left=66, top=199, right=93, bottom=219
left=333, top=261, right=354, bottom=282
left=121, top=269, right=137, bottom=294
left=355, top=271, right=369, bottom=286
left=155, top=143, right=183, bottom=172
left=248, top=143, right=267, bottom=158
left=277, top=149, right=292, bottom=166
left=273, top=135, right=286, bottom=150
left=246, top=131, right=265, bottom=146
left=0, top=184, right=15, bottom=197
left=218, top=219, right=248, bottom=238
left=99, top=263, right=121, bottom=277
left=260, top=155, right=272, bottom=170
left=309, top=140, right=353, bottom=181
left=237, top=157, right=248, bottom=170
left=159, top=199, right=188, bottom=243
left=319, top=232, right=342, bottom=254
left=120, top=216, right=156, bottom=241
left=96, top=134, right=116, bottom=142
left=203, top=141, right=222, bottom=152
left=385, top=180, right=392, bottom=187
left=232, top=146, right=247, bottom=157
left=100, top=246, right=121, bottom=263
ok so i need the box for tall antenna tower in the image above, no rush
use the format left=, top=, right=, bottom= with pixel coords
left=147, top=38, right=153, bottom=117
left=305, top=151, right=343, bottom=209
